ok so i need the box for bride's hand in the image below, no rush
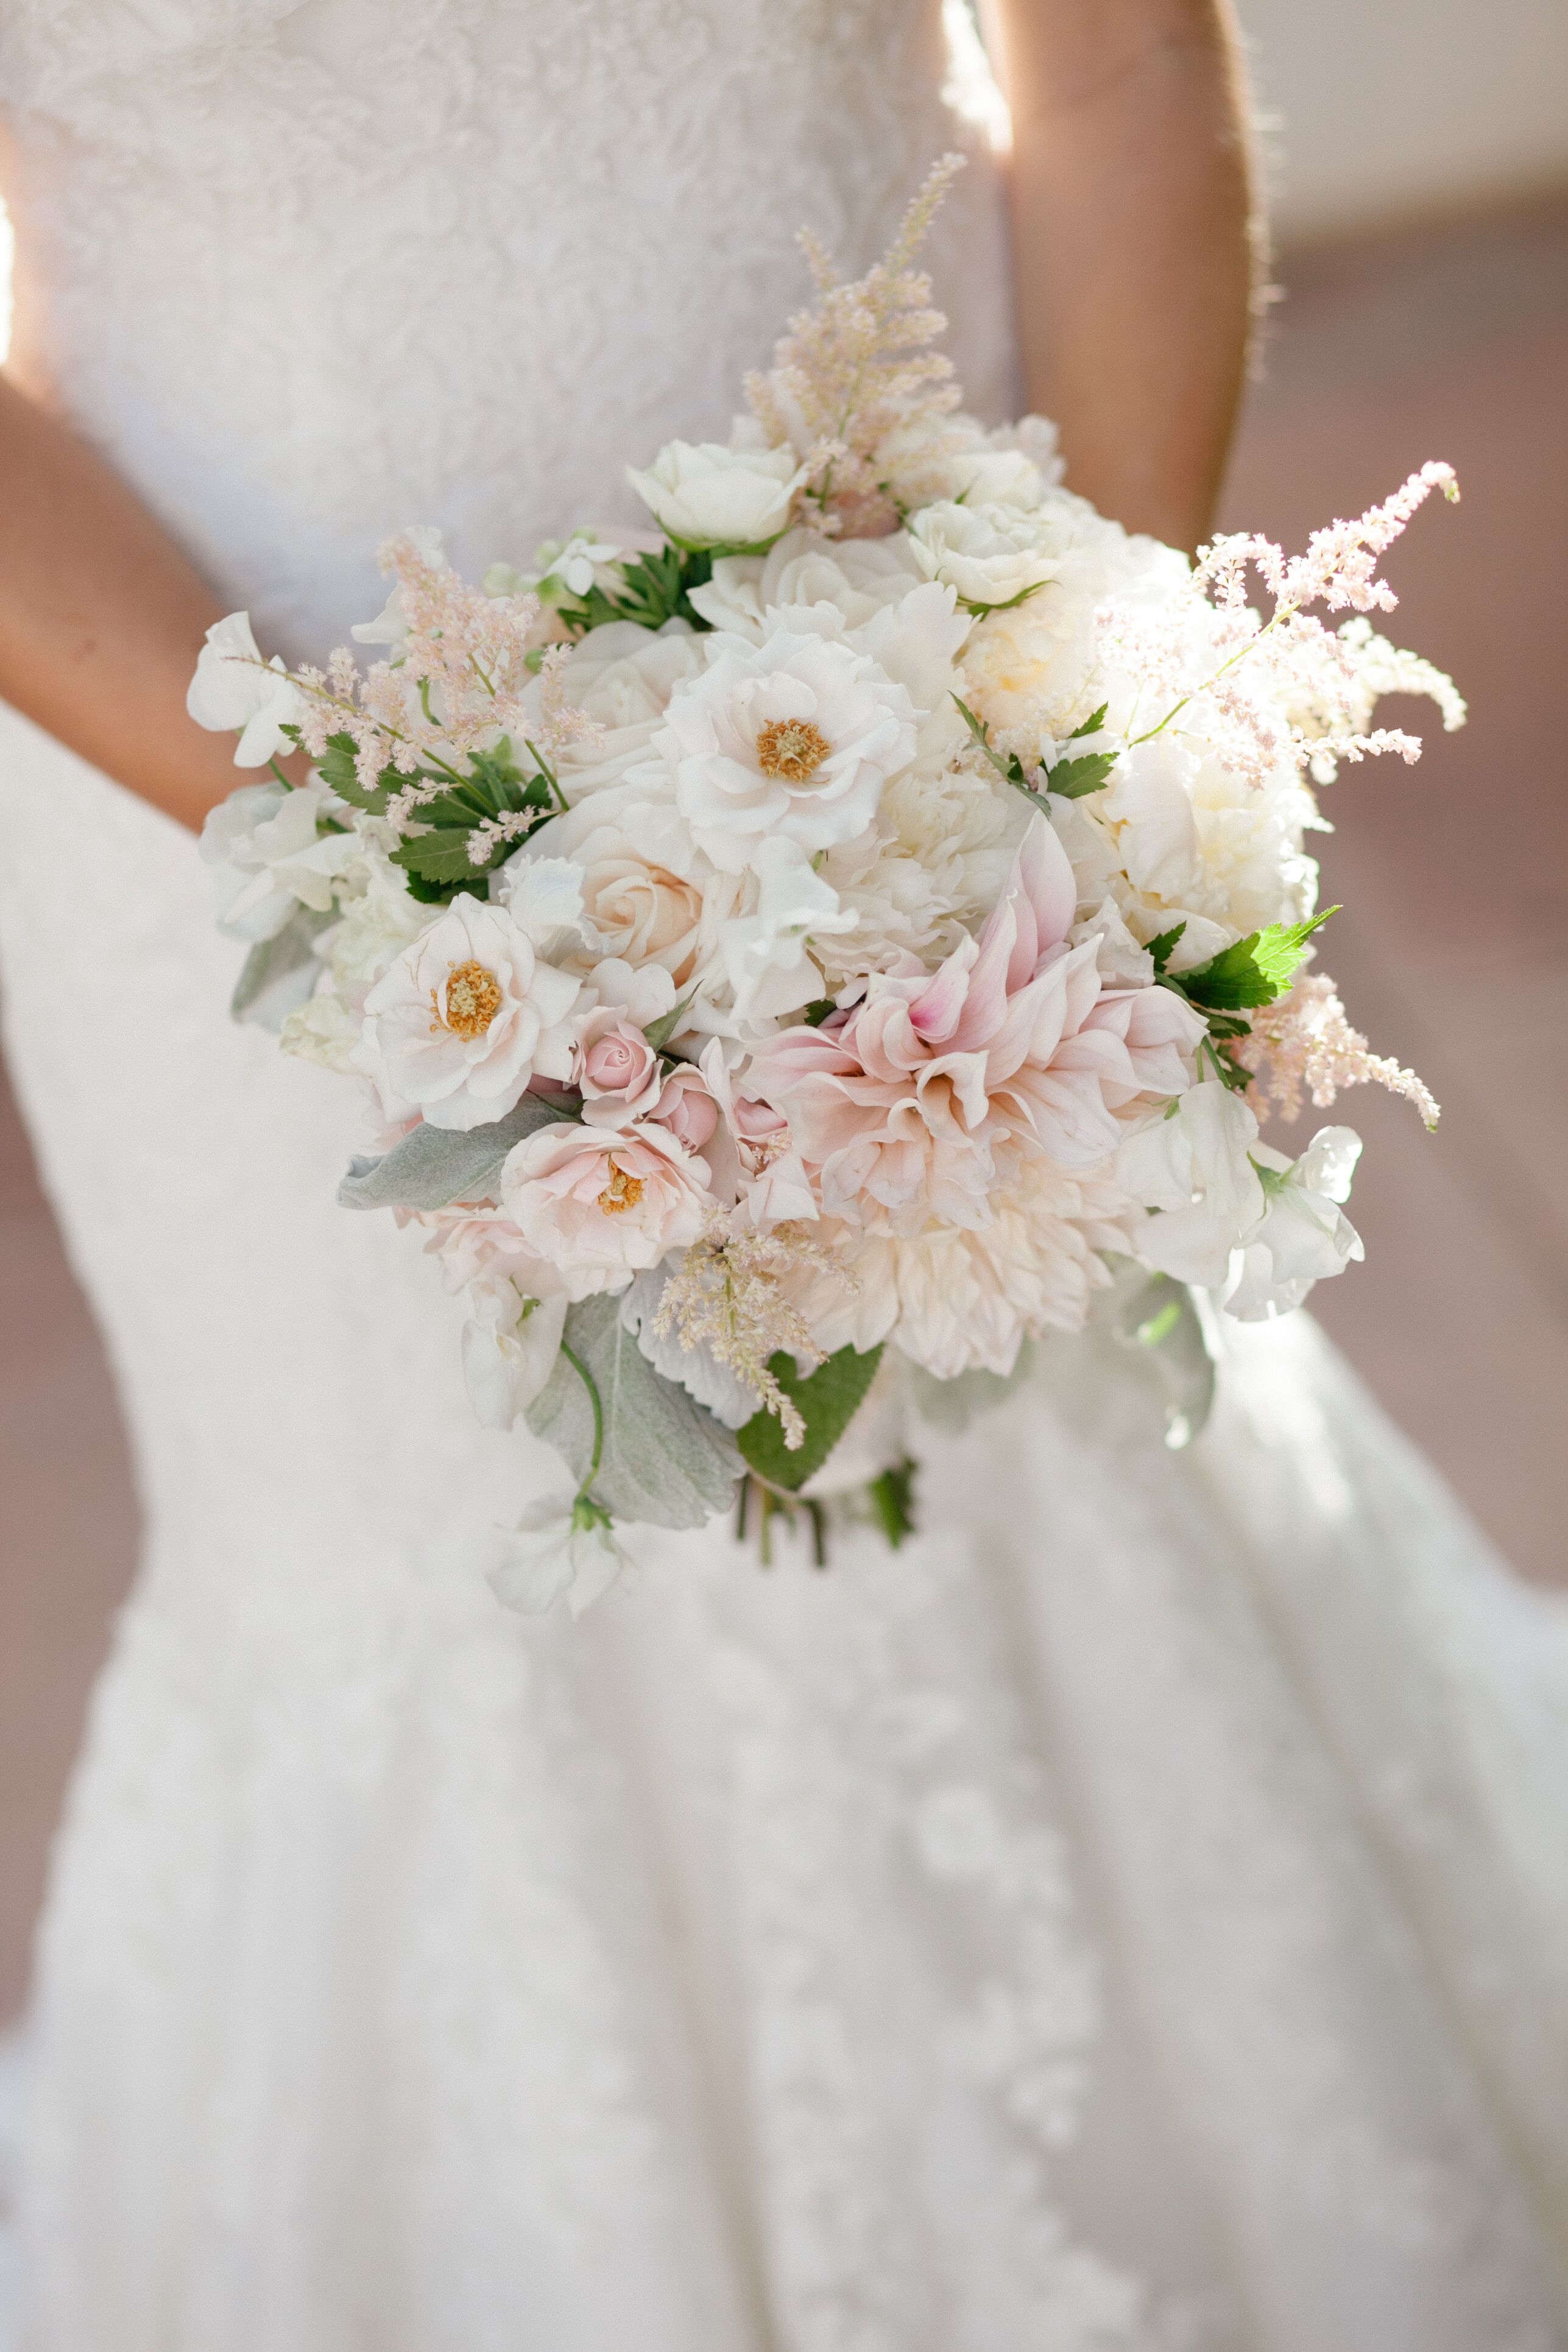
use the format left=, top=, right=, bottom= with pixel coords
left=0, top=371, right=262, bottom=830
left=984, top=0, right=1257, bottom=551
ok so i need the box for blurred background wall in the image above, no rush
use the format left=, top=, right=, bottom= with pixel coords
left=1, top=4, right=1566, bottom=2025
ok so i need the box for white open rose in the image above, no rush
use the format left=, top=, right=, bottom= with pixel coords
left=659, top=626, right=917, bottom=872
left=625, top=440, right=807, bottom=550
left=200, top=781, right=356, bottom=941
left=500, top=1120, right=711, bottom=1296
left=356, top=897, right=583, bottom=1131
left=187, top=612, right=305, bottom=766
left=720, top=835, right=857, bottom=1023
left=908, top=501, right=1063, bottom=611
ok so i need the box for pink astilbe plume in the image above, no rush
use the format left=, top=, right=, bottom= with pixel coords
left=1240, top=972, right=1439, bottom=1131
left=1099, top=463, right=1464, bottom=793
left=292, top=539, right=597, bottom=819
left=746, top=154, right=969, bottom=535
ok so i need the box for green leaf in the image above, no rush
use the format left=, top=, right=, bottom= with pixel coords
left=800, top=997, right=838, bottom=1027
left=643, top=992, right=696, bottom=1052
left=339, top=1097, right=570, bottom=1213
left=736, top=1343, right=884, bottom=1492
left=526, top=1294, right=740, bottom=1529
left=950, top=694, right=1036, bottom=796
left=316, top=731, right=408, bottom=816
left=1044, top=749, right=1117, bottom=799
left=557, top=544, right=715, bottom=636
left=230, top=906, right=333, bottom=1029
left=1067, top=703, right=1109, bottom=740
left=1146, top=922, right=1187, bottom=976
left=1178, top=908, right=1338, bottom=1011
left=867, top=1458, right=918, bottom=1548
left=389, top=740, right=553, bottom=897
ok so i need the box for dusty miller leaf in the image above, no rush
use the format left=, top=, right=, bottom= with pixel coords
left=339, top=1097, right=570, bottom=1213
left=526, top=1293, right=740, bottom=1528
left=230, top=905, right=333, bottom=1029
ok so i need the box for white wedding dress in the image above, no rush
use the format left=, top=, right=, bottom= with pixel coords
left=1, top=4, right=1567, bottom=2347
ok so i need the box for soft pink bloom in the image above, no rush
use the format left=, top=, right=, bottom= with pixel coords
left=499, top=1120, right=710, bottom=1298
left=649, top=1064, right=719, bottom=1151
left=749, top=816, right=1202, bottom=1230
left=697, top=1040, right=819, bottom=1227
left=575, top=1009, right=662, bottom=1128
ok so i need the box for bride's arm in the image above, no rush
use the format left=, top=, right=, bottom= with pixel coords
left=983, top=0, right=1259, bottom=550
left=0, top=373, right=247, bottom=829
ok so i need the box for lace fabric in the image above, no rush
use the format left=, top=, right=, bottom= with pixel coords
left=0, top=3, right=1566, bottom=2345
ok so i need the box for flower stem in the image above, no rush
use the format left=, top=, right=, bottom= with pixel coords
left=559, top=1339, right=604, bottom=1497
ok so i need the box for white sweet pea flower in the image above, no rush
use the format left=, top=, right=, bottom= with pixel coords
left=461, top=1283, right=568, bottom=1428
left=200, top=781, right=355, bottom=941
left=721, top=836, right=857, bottom=1023
left=356, top=896, right=583, bottom=1131
left=187, top=612, right=305, bottom=766
left=488, top=1494, right=629, bottom=1618
left=907, top=501, right=1063, bottom=610
left=659, top=626, right=917, bottom=872
left=1117, top=1082, right=1265, bottom=1288
left=1226, top=1128, right=1364, bottom=1319
left=625, top=440, right=808, bottom=550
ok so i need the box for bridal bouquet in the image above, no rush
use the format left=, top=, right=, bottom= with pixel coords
left=191, top=160, right=1460, bottom=1611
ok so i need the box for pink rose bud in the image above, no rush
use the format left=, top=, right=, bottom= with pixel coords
left=652, top=1065, right=719, bottom=1150
left=579, top=1021, right=657, bottom=1104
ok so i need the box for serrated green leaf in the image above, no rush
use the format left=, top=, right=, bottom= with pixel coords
left=230, top=905, right=333, bottom=1028
left=736, top=1343, right=884, bottom=1492
left=1179, top=908, right=1338, bottom=1011
left=1146, top=922, right=1187, bottom=976
left=526, top=1294, right=740, bottom=1528
left=1045, top=749, right=1117, bottom=799
left=339, top=1097, right=570, bottom=1213
left=558, top=545, right=715, bottom=636
left=644, top=992, right=696, bottom=1052
left=1067, top=703, right=1109, bottom=740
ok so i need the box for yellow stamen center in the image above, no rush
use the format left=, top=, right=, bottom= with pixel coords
left=755, top=716, right=832, bottom=786
left=596, top=1160, right=645, bottom=1216
left=434, top=959, right=503, bottom=1041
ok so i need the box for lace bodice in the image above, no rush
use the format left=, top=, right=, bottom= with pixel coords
left=0, top=0, right=1017, bottom=655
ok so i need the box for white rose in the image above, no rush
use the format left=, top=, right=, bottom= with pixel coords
left=356, top=897, right=583, bottom=1132
left=658, top=626, right=917, bottom=872
left=908, top=501, right=1062, bottom=610
left=687, top=526, right=923, bottom=639
left=625, top=440, right=808, bottom=550
left=500, top=1120, right=711, bottom=1297
left=187, top=612, right=305, bottom=766
left=200, top=780, right=355, bottom=941
left=1226, top=1128, right=1364, bottom=1319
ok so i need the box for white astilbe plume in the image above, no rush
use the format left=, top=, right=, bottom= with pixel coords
left=652, top=1215, right=852, bottom=1450
left=1240, top=972, right=1439, bottom=1131
left=1100, top=463, right=1464, bottom=793
left=746, top=154, right=969, bottom=536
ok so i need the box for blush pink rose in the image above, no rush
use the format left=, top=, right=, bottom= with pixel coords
left=575, top=1009, right=662, bottom=1128
left=649, top=1063, right=719, bottom=1151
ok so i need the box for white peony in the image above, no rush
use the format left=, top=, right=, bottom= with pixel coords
left=625, top=440, right=808, bottom=550
left=687, top=527, right=925, bottom=639
left=188, top=612, right=305, bottom=766
left=356, top=895, right=583, bottom=1132
left=908, top=500, right=1063, bottom=610
left=528, top=621, right=708, bottom=799
left=656, top=626, right=917, bottom=871
left=200, top=781, right=356, bottom=941
left=489, top=1494, right=629, bottom=1617
left=1226, top=1128, right=1363, bottom=1319
left=461, top=1282, right=568, bottom=1429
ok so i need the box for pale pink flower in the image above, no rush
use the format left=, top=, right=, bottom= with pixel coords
left=1239, top=971, right=1439, bottom=1129
left=749, top=816, right=1202, bottom=1230
left=499, top=1121, right=710, bottom=1298
left=648, top=1064, right=719, bottom=1151
left=574, top=1010, right=662, bottom=1128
